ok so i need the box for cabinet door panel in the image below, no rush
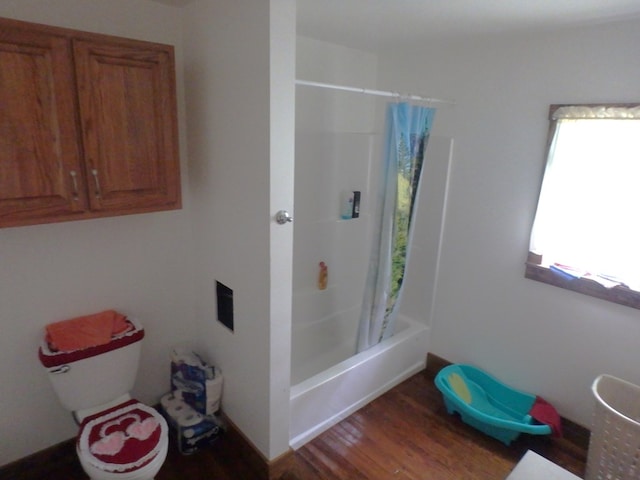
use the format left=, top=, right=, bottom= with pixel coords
left=0, top=28, right=86, bottom=226
left=73, top=39, right=180, bottom=214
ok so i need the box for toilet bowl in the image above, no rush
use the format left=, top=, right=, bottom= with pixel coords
left=39, top=318, right=168, bottom=480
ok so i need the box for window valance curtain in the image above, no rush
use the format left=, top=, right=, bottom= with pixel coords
left=552, top=105, right=640, bottom=119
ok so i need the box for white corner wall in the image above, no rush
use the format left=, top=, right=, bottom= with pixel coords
left=378, top=19, right=640, bottom=428
left=183, top=0, right=295, bottom=460
left=0, top=0, right=195, bottom=466
left=268, top=0, right=296, bottom=459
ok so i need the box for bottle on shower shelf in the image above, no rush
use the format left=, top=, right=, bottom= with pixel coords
left=318, top=261, right=328, bottom=290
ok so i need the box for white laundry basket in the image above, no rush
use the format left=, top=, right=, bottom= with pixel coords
left=585, top=374, right=640, bottom=480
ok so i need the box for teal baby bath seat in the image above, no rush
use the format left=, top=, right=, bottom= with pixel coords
left=435, top=364, right=552, bottom=445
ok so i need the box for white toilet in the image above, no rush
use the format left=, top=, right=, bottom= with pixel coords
left=38, top=318, right=169, bottom=480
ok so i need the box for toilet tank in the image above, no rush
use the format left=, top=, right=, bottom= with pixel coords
left=38, top=318, right=145, bottom=413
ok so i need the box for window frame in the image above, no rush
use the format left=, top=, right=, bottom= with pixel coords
left=525, top=103, right=640, bottom=310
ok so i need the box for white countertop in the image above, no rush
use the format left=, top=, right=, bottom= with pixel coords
left=506, top=450, right=581, bottom=480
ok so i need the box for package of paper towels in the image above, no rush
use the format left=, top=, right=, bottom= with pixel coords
left=170, top=348, right=223, bottom=415
left=161, top=392, right=222, bottom=454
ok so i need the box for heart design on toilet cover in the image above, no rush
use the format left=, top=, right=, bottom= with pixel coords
left=89, top=414, right=159, bottom=456
left=126, top=417, right=159, bottom=441
left=79, top=400, right=167, bottom=473
left=90, top=431, right=127, bottom=456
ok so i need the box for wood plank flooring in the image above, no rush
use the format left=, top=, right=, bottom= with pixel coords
left=2, top=357, right=587, bottom=479
left=287, top=367, right=587, bottom=479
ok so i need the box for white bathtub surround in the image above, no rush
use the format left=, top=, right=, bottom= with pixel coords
left=290, top=37, right=446, bottom=452
left=290, top=306, right=360, bottom=385
left=289, top=315, right=429, bottom=448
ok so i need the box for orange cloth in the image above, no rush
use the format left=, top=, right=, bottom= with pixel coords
left=45, top=310, right=129, bottom=352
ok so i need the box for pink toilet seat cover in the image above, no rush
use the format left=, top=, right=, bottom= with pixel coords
left=78, top=399, right=167, bottom=473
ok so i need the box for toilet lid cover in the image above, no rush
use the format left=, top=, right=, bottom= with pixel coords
left=78, top=399, right=167, bottom=473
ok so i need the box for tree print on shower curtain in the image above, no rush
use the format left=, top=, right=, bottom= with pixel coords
left=357, top=102, right=435, bottom=353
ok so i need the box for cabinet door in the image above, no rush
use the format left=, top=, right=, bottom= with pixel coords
left=73, top=39, right=181, bottom=215
left=0, top=27, right=87, bottom=227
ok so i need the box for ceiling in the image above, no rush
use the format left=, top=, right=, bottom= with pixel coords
left=152, top=0, right=640, bottom=52
left=297, top=0, right=640, bottom=52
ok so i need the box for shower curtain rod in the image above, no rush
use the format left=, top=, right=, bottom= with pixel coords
left=295, top=79, right=455, bottom=106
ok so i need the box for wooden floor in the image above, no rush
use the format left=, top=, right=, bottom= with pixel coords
left=286, top=367, right=587, bottom=480
left=4, top=359, right=588, bottom=479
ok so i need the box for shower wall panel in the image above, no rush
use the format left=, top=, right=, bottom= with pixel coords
left=293, top=130, right=377, bottom=329
left=293, top=36, right=381, bottom=368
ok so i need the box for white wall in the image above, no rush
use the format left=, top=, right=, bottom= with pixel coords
left=0, top=0, right=196, bottom=466
left=268, top=0, right=296, bottom=459
left=378, top=19, right=640, bottom=428
left=0, top=0, right=297, bottom=466
left=183, top=0, right=295, bottom=460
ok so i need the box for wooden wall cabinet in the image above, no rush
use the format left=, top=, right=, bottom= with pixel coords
left=0, top=17, right=181, bottom=228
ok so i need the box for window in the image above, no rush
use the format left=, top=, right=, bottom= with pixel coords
left=526, top=104, right=640, bottom=309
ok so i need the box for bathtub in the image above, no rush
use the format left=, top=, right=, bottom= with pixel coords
left=289, top=314, right=429, bottom=448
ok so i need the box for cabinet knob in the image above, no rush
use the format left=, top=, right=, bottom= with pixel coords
left=91, top=169, right=101, bottom=198
left=69, top=171, right=79, bottom=200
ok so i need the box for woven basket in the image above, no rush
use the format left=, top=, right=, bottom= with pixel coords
left=585, top=374, right=640, bottom=480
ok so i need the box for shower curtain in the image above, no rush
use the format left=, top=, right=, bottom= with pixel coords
left=356, top=102, right=435, bottom=353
